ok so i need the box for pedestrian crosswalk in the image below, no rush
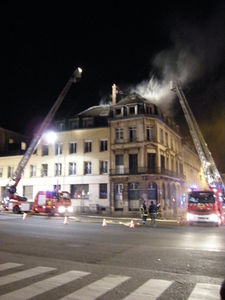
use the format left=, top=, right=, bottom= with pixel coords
left=0, top=262, right=222, bottom=299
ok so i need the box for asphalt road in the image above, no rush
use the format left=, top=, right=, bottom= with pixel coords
left=0, top=212, right=224, bottom=299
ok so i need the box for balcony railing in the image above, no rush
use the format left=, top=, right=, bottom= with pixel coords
left=110, top=167, right=185, bottom=179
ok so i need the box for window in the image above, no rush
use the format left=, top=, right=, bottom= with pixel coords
left=160, top=128, right=164, bottom=144
left=71, top=184, right=89, bottom=199
left=146, top=106, right=153, bottom=114
left=30, top=165, right=36, bottom=177
left=8, top=166, right=14, bottom=178
left=100, top=161, right=108, bottom=174
left=171, top=137, right=174, bottom=150
left=0, top=167, right=3, bottom=177
left=129, top=106, right=135, bottom=114
left=69, top=119, right=79, bottom=129
left=160, top=155, right=165, bottom=170
left=147, top=153, right=156, bottom=172
left=115, top=183, right=123, bottom=194
left=57, top=122, right=65, bottom=131
left=99, top=184, right=107, bottom=199
left=115, top=155, right=124, bottom=174
left=84, top=162, right=91, bottom=174
left=115, top=108, right=121, bottom=115
left=179, top=163, right=183, bottom=175
left=41, top=164, right=48, bottom=177
left=23, top=186, right=33, bottom=200
left=171, top=157, right=174, bottom=172
left=129, top=127, right=137, bottom=142
left=21, top=142, right=26, bottom=150
left=165, top=132, right=168, bottom=146
left=82, top=118, right=93, bottom=128
left=55, top=163, right=62, bottom=176
left=84, top=141, right=92, bottom=153
left=115, top=128, right=123, bottom=141
left=128, top=183, right=139, bottom=200
left=55, top=143, right=62, bottom=155
left=69, top=162, right=76, bottom=175
left=42, top=144, right=48, bottom=156
left=129, top=154, right=138, bottom=173
left=100, top=140, right=107, bottom=151
left=146, top=126, right=155, bottom=141
left=69, top=142, right=77, bottom=154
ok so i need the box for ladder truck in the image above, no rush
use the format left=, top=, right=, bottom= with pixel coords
left=4, top=67, right=82, bottom=214
left=172, top=81, right=225, bottom=225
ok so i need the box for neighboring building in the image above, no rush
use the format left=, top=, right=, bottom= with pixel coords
left=0, top=127, right=28, bottom=155
left=0, top=92, right=206, bottom=217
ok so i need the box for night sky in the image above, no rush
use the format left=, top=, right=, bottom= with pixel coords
left=2, top=1, right=225, bottom=172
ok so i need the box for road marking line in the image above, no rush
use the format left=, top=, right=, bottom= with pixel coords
left=0, top=263, right=23, bottom=272
left=0, top=266, right=55, bottom=287
left=59, top=274, right=130, bottom=300
left=0, top=270, right=90, bottom=300
left=123, top=279, right=173, bottom=300
left=188, top=283, right=221, bottom=300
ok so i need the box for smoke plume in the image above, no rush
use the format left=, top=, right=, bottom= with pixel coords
left=130, top=6, right=225, bottom=115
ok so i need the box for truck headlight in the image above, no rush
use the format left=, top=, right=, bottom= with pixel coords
left=186, top=213, right=193, bottom=221
left=67, top=206, right=73, bottom=213
left=58, top=206, right=65, bottom=213
left=209, top=214, right=219, bottom=223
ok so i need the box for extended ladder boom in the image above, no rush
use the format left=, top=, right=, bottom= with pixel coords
left=9, top=68, right=82, bottom=194
left=172, top=81, right=225, bottom=193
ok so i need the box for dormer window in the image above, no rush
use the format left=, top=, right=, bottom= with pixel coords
left=129, top=106, right=135, bottom=114
left=115, top=108, right=121, bottom=115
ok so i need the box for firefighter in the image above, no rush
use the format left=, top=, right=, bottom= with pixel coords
left=149, top=200, right=157, bottom=226
left=140, top=201, right=148, bottom=225
left=46, top=199, right=53, bottom=216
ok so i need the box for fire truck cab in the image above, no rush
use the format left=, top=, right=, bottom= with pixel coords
left=32, top=190, right=73, bottom=216
left=187, top=189, right=224, bottom=226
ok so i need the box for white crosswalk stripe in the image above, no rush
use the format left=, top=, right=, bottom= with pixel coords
left=0, top=270, right=90, bottom=300
left=0, top=266, right=56, bottom=286
left=123, top=278, right=173, bottom=300
left=0, top=262, right=222, bottom=300
left=59, top=274, right=130, bottom=300
left=188, top=283, right=221, bottom=300
left=0, top=263, right=23, bottom=272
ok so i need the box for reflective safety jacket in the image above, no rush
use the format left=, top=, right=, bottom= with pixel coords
left=140, top=206, right=148, bottom=217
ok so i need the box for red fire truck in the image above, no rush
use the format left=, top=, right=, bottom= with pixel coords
left=187, top=189, right=224, bottom=226
left=172, top=81, right=225, bottom=226
left=32, top=190, right=73, bottom=216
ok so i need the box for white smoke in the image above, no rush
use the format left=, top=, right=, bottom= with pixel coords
left=130, top=6, right=225, bottom=115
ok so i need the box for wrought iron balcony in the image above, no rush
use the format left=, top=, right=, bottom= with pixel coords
left=110, top=167, right=185, bottom=179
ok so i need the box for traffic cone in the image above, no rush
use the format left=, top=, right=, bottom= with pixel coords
left=129, top=219, right=134, bottom=229
left=102, top=218, right=107, bottom=227
left=64, top=215, right=69, bottom=224
left=23, top=213, right=27, bottom=220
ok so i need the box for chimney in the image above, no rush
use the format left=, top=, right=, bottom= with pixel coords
left=112, top=83, right=117, bottom=105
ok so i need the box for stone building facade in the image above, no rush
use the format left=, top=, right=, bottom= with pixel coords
left=0, top=93, right=206, bottom=217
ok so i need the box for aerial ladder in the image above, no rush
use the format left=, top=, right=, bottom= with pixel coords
left=7, top=67, right=82, bottom=202
left=171, top=81, right=225, bottom=195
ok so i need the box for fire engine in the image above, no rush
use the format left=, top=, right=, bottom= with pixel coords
left=4, top=68, right=82, bottom=213
left=172, top=81, right=225, bottom=225
left=32, top=190, right=73, bottom=216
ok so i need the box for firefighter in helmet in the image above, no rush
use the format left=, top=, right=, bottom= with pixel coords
left=140, top=200, right=148, bottom=225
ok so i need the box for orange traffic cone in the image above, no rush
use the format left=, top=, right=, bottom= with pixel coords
left=102, top=218, right=107, bottom=227
left=64, top=216, right=69, bottom=224
left=23, top=213, right=27, bottom=220
left=129, top=219, right=134, bottom=229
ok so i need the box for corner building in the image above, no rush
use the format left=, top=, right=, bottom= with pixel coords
left=0, top=93, right=206, bottom=218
